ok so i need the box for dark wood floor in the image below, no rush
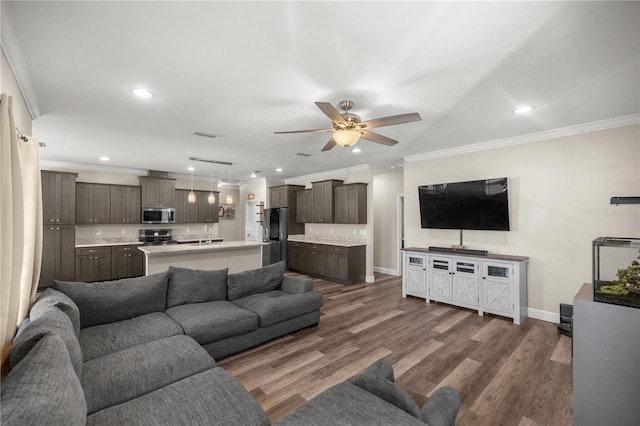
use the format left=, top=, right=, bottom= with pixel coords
left=217, top=273, right=573, bottom=425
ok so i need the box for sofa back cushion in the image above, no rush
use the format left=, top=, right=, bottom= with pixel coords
left=54, top=272, right=168, bottom=328
left=1, top=334, right=87, bottom=426
left=167, top=266, right=228, bottom=308
left=30, top=288, right=81, bottom=337
left=227, top=261, right=285, bottom=301
left=9, top=306, right=83, bottom=379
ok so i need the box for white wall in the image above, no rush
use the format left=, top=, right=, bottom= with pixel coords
left=372, top=169, right=404, bottom=274
left=2, top=50, right=31, bottom=135
left=238, top=177, right=268, bottom=241
left=403, top=124, right=640, bottom=317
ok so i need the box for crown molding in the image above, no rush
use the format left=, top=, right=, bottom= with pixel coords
left=405, top=114, right=640, bottom=162
left=1, top=5, right=40, bottom=119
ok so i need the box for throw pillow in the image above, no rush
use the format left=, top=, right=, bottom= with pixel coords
left=9, top=306, right=83, bottom=380
left=30, top=288, right=81, bottom=337
left=227, top=261, right=285, bottom=301
left=166, top=266, right=228, bottom=308
left=351, top=373, right=423, bottom=421
left=54, top=272, right=168, bottom=328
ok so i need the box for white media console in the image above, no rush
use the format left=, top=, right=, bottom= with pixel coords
left=401, top=247, right=529, bottom=324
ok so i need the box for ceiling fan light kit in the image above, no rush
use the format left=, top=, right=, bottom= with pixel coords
left=274, top=100, right=421, bottom=152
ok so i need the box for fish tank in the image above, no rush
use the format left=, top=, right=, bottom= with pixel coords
left=593, top=237, right=640, bottom=309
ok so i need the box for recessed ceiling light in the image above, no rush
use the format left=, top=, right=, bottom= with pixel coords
left=99, top=156, right=110, bottom=161
left=133, top=89, right=152, bottom=98
left=250, top=173, right=257, bottom=178
left=276, top=168, right=283, bottom=172
left=514, top=105, right=533, bottom=114
left=187, top=166, right=195, bottom=171
left=352, top=147, right=362, bottom=153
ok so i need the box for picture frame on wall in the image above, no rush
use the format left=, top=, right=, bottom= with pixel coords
left=219, top=203, right=236, bottom=220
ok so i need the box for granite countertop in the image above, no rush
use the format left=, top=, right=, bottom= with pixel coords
left=75, top=238, right=143, bottom=248
left=287, top=234, right=367, bottom=248
left=173, top=234, right=224, bottom=243
left=138, top=240, right=265, bottom=255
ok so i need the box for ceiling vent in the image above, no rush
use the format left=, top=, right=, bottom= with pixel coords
left=189, top=157, right=233, bottom=166
left=295, top=152, right=313, bottom=157
left=193, top=131, right=220, bottom=140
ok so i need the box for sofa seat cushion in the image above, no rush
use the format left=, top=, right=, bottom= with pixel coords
left=232, top=290, right=324, bottom=327
left=166, top=301, right=258, bottom=345
left=86, top=367, right=269, bottom=426
left=1, top=334, right=87, bottom=426
left=80, top=312, right=183, bottom=361
left=167, top=266, right=228, bottom=308
left=10, top=306, right=83, bottom=379
left=274, top=382, right=425, bottom=426
left=82, top=335, right=216, bottom=414
left=54, top=272, right=169, bottom=328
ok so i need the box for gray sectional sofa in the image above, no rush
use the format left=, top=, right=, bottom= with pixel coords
left=1, top=261, right=461, bottom=425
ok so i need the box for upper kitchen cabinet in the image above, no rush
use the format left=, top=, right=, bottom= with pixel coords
left=175, top=189, right=198, bottom=223
left=312, top=180, right=342, bottom=223
left=76, top=183, right=111, bottom=225
left=296, top=189, right=313, bottom=224
left=139, top=176, right=175, bottom=207
left=334, top=183, right=368, bottom=224
left=41, top=171, right=77, bottom=225
left=269, top=185, right=304, bottom=208
left=110, top=185, right=141, bottom=224
left=197, top=191, right=219, bottom=223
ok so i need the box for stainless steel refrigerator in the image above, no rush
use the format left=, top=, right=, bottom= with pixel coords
left=262, top=207, right=288, bottom=267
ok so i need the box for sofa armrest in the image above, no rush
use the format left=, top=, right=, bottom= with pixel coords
left=280, top=276, right=313, bottom=294
left=421, top=386, right=461, bottom=426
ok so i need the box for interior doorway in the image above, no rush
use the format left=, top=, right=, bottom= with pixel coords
left=245, top=201, right=259, bottom=241
left=397, top=194, right=404, bottom=276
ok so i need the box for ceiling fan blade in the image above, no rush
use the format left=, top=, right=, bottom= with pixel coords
left=321, top=138, right=337, bottom=151
left=274, top=128, right=333, bottom=134
left=359, top=112, right=421, bottom=129
left=360, top=131, right=399, bottom=146
left=315, top=102, right=347, bottom=124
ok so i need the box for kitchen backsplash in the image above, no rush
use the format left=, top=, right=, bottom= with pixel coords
left=75, top=223, right=220, bottom=242
left=304, top=223, right=369, bottom=244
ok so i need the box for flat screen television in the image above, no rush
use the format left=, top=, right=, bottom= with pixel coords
left=418, top=177, right=510, bottom=231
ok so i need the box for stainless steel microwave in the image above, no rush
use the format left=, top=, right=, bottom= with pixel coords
left=142, top=207, right=175, bottom=224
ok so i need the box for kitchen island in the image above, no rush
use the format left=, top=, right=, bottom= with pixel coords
left=138, top=240, right=265, bottom=275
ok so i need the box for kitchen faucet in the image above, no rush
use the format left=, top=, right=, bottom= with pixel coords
left=205, top=224, right=213, bottom=244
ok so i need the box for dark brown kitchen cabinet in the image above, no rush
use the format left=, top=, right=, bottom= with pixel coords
left=311, top=180, right=342, bottom=223
left=75, top=246, right=112, bottom=283
left=296, top=190, right=313, bottom=223
left=334, top=183, right=367, bottom=224
left=139, top=176, right=175, bottom=207
left=287, top=241, right=366, bottom=285
left=175, top=190, right=198, bottom=223
left=197, top=191, right=219, bottom=223
left=305, top=243, right=325, bottom=276
left=110, top=185, right=141, bottom=224
left=41, top=171, right=77, bottom=225
left=39, top=225, right=75, bottom=288
left=269, top=185, right=305, bottom=209
left=76, top=183, right=111, bottom=225
left=111, top=245, right=143, bottom=280
left=287, top=241, right=307, bottom=271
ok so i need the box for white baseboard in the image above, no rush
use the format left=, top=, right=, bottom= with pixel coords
left=365, top=275, right=376, bottom=283
left=373, top=266, right=400, bottom=276
left=527, top=308, right=559, bottom=324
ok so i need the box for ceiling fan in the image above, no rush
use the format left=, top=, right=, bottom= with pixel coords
left=274, top=100, right=422, bottom=151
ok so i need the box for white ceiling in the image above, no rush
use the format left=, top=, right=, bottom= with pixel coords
left=3, top=1, right=639, bottom=184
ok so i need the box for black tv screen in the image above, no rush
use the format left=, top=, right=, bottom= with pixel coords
left=418, top=178, right=510, bottom=231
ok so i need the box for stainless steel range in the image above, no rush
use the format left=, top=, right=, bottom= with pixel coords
left=138, top=229, right=177, bottom=246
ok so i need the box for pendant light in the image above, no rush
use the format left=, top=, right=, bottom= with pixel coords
left=188, top=169, right=196, bottom=203
left=226, top=166, right=233, bottom=204
left=207, top=168, right=216, bottom=204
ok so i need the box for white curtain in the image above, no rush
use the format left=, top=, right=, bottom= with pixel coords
left=0, top=93, right=42, bottom=365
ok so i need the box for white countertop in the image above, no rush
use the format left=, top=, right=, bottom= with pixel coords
left=76, top=239, right=143, bottom=248
left=287, top=234, right=366, bottom=248
left=138, top=240, right=265, bottom=255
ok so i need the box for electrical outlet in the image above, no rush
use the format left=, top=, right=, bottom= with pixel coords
left=329, top=228, right=333, bottom=234
left=360, top=230, right=366, bottom=235
left=95, top=228, right=101, bottom=236
left=121, top=228, right=126, bottom=235
left=186, top=227, right=190, bottom=233
left=353, top=229, right=357, bottom=235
